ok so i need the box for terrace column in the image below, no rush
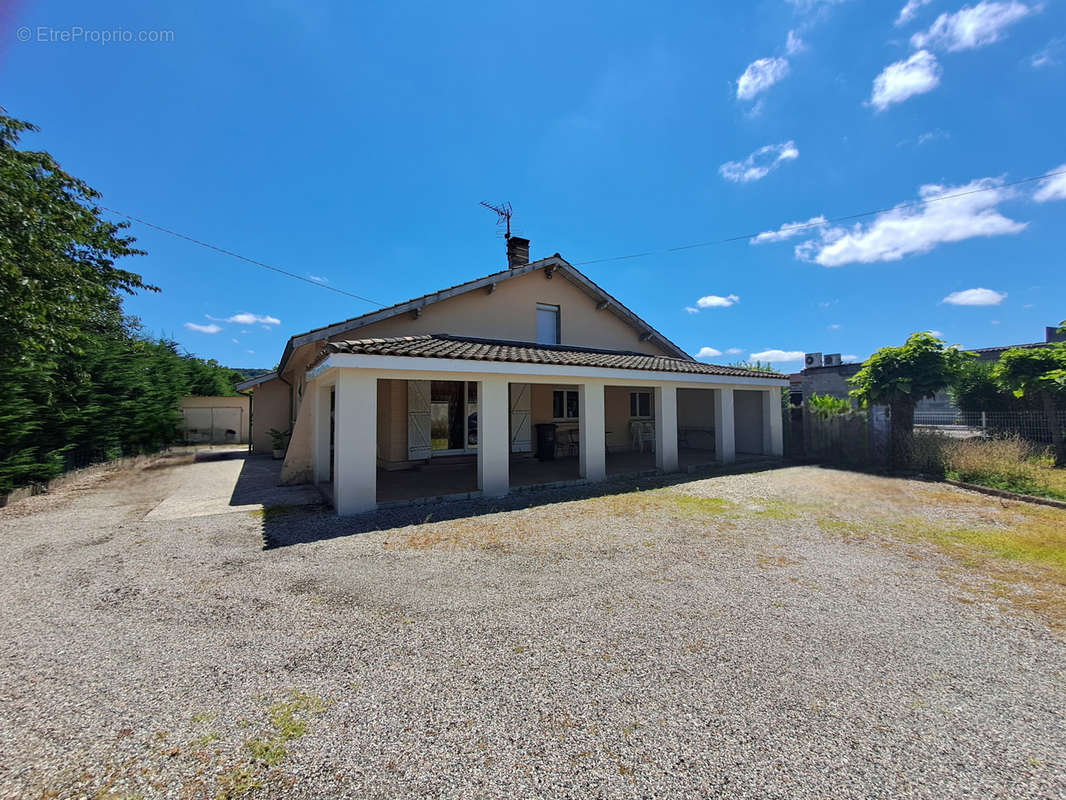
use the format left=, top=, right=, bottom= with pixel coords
left=578, top=382, right=606, bottom=481
left=333, top=371, right=377, bottom=516
left=763, top=388, right=784, bottom=457
left=655, top=385, right=679, bottom=473
left=478, top=377, right=510, bottom=497
left=312, top=380, right=332, bottom=485
left=714, top=387, right=736, bottom=464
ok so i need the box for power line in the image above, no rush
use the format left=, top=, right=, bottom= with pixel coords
left=103, top=167, right=1065, bottom=300
left=100, top=207, right=387, bottom=307
left=573, top=168, right=1066, bottom=266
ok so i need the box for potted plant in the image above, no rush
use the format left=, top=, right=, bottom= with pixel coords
left=268, top=428, right=289, bottom=460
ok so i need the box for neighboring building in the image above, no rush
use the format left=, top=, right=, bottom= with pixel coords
left=238, top=237, right=788, bottom=515
left=788, top=354, right=862, bottom=407
left=790, top=327, right=1065, bottom=414
left=179, top=395, right=250, bottom=444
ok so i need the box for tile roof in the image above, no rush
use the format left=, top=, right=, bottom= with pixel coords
left=315, top=334, right=783, bottom=379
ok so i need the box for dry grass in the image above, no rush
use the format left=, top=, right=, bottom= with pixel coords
left=910, top=432, right=1066, bottom=501
left=809, top=478, right=1066, bottom=630
left=383, top=490, right=734, bottom=553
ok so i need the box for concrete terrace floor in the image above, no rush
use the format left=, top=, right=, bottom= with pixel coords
left=1, top=455, right=1064, bottom=799
left=374, top=448, right=739, bottom=504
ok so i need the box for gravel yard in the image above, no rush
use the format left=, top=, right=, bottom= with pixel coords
left=1, top=456, right=1064, bottom=799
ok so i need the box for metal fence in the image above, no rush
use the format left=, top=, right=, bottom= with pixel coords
left=914, top=410, right=1066, bottom=444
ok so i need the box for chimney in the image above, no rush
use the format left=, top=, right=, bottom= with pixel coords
left=1046, top=325, right=1066, bottom=343
left=506, top=236, right=530, bottom=268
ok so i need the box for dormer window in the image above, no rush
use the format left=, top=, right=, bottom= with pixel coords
left=536, top=303, right=560, bottom=344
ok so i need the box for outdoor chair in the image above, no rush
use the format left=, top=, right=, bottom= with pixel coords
left=630, top=420, right=655, bottom=453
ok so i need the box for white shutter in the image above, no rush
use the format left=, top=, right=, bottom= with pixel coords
left=407, top=380, right=432, bottom=460
left=509, top=383, right=532, bottom=453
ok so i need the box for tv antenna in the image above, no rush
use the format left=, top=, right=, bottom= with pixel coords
left=479, top=201, right=513, bottom=239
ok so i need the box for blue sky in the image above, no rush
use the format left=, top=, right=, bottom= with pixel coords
left=4, top=0, right=1065, bottom=370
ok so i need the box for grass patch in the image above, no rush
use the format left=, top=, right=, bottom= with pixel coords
left=925, top=510, right=1066, bottom=572
left=217, top=690, right=329, bottom=797
left=668, top=493, right=733, bottom=516
left=249, top=504, right=305, bottom=522
left=215, top=765, right=262, bottom=800
left=750, top=500, right=802, bottom=521
left=245, top=737, right=287, bottom=767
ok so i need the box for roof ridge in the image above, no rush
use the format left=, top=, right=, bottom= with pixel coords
left=330, top=332, right=704, bottom=361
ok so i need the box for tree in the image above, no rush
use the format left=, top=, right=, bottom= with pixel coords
left=950, top=360, right=1015, bottom=413
left=849, top=332, right=970, bottom=468
left=0, top=112, right=253, bottom=492
left=0, top=113, right=150, bottom=487
left=993, top=324, right=1066, bottom=467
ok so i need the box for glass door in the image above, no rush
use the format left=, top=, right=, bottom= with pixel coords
left=430, top=381, right=478, bottom=454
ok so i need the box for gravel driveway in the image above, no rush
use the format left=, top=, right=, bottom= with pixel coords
left=0, top=456, right=1064, bottom=799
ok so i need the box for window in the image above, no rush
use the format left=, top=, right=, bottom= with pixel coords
left=536, top=303, right=560, bottom=344
left=630, top=391, right=653, bottom=419
left=553, top=389, right=579, bottom=420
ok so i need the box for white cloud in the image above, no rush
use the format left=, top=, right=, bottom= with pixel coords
left=720, top=141, right=799, bottom=183
left=869, top=50, right=941, bottom=110
left=911, top=1, right=1037, bottom=51
left=918, top=129, right=950, bottom=146
left=226, top=312, right=281, bottom=327
left=750, top=349, right=805, bottom=362
left=942, top=287, right=1008, bottom=306
left=1033, top=166, right=1066, bottom=202
left=726, top=347, right=745, bottom=355
left=928, top=329, right=944, bottom=337
left=736, top=57, right=790, bottom=100
left=896, top=0, right=933, bottom=26
left=842, top=354, right=860, bottom=362
left=247, top=350, right=256, bottom=355
left=786, top=30, right=806, bottom=55
left=751, top=215, right=828, bottom=244
left=1031, top=37, right=1063, bottom=67
left=991, top=319, right=1001, bottom=324
left=684, top=306, right=700, bottom=314
left=184, top=322, right=222, bottom=334
left=309, top=274, right=329, bottom=283
left=232, top=338, right=239, bottom=344
left=695, top=347, right=723, bottom=359
left=828, top=323, right=841, bottom=330
left=696, top=293, right=740, bottom=309
left=791, top=177, right=1027, bottom=267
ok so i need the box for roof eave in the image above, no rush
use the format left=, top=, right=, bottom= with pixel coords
left=235, top=371, right=279, bottom=391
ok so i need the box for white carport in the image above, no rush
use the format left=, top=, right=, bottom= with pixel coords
left=306, top=347, right=787, bottom=516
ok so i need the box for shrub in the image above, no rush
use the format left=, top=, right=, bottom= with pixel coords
left=807, top=393, right=854, bottom=419
left=908, top=432, right=1065, bottom=500
left=907, top=430, right=949, bottom=475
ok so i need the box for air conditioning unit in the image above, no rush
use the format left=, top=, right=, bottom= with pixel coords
left=804, top=352, right=823, bottom=369
left=823, top=353, right=842, bottom=367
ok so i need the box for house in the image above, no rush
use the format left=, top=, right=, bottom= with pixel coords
left=237, top=238, right=788, bottom=515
